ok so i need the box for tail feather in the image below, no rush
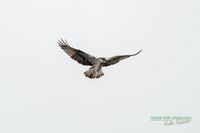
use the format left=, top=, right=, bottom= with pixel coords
left=84, top=68, right=104, bottom=79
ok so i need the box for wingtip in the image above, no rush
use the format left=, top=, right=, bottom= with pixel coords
left=130, top=49, right=143, bottom=56
left=57, top=38, right=69, bottom=47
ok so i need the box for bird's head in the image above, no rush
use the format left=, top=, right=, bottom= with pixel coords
left=98, top=57, right=108, bottom=63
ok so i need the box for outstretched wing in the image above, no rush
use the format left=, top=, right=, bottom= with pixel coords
left=102, top=50, right=142, bottom=66
left=58, top=39, right=96, bottom=66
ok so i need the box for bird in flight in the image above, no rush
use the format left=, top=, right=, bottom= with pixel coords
left=58, top=39, right=142, bottom=79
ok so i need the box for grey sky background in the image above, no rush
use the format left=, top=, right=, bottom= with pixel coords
left=0, top=0, right=199, bottom=132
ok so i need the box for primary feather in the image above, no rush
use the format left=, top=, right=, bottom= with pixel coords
left=58, top=39, right=96, bottom=66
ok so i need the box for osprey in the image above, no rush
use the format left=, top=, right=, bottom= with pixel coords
left=58, top=39, right=142, bottom=79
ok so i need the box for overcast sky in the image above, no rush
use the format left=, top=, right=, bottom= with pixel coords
left=0, top=0, right=199, bottom=132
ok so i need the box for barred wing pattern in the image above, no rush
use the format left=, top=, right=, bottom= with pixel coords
left=58, top=39, right=96, bottom=66
left=102, top=50, right=142, bottom=66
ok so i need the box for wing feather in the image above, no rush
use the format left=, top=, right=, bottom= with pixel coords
left=102, top=50, right=142, bottom=66
left=58, top=39, right=96, bottom=66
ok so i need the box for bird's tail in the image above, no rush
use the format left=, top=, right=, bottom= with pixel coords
left=84, top=68, right=104, bottom=79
